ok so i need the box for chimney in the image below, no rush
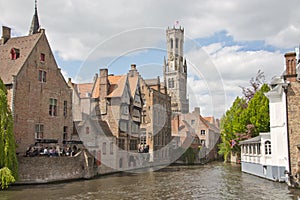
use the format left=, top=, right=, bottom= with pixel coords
left=193, top=107, right=200, bottom=115
left=99, top=69, right=108, bottom=99
left=284, top=52, right=297, bottom=82
left=1, top=26, right=11, bottom=44
left=99, top=69, right=108, bottom=115
left=131, top=64, right=137, bottom=70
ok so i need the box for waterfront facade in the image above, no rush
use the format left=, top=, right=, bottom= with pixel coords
left=240, top=53, right=294, bottom=183
left=129, top=65, right=172, bottom=162
left=171, top=107, right=220, bottom=162
left=0, top=10, right=72, bottom=154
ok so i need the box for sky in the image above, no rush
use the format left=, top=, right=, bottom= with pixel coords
left=1, top=0, right=299, bottom=118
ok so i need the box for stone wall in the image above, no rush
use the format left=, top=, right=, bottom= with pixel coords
left=17, top=150, right=97, bottom=184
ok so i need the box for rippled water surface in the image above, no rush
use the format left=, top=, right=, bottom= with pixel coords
left=1, top=162, right=300, bottom=200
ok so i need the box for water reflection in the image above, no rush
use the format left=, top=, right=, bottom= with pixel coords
left=1, top=162, right=300, bottom=200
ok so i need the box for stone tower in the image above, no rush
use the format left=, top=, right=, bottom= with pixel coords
left=163, top=26, right=189, bottom=114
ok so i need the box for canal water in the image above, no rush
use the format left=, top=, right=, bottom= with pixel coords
left=1, top=162, right=300, bottom=200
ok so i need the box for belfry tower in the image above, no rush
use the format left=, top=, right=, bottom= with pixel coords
left=163, top=26, right=189, bottom=114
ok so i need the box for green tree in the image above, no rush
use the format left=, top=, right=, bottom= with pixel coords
left=218, top=72, right=270, bottom=162
left=0, top=78, right=18, bottom=189
left=219, top=97, right=247, bottom=161
left=245, top=83, right=270, bottom=137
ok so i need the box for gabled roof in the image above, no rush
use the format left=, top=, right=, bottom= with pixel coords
left=76, top=83, right=93, bottom=98
left=0, top=32, right=42, bottom=84
left=200, top=115, right=219, bottom=132
left=107, top=75, right=127, bottom=98
left=128, top=76, right=139, bottom=97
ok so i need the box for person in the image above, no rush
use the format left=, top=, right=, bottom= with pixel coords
left=56, top=144, right=61, bottom=156
left=43, top=147, right=49, bottom=156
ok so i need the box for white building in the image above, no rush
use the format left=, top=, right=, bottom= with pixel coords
left=240, top=77, right=289, bottom=182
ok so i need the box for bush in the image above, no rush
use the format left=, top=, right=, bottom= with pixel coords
left=0, top=167, right=15, bottom=189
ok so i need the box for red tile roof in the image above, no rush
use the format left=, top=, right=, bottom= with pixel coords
left=0, top=32, right=42, bottom=84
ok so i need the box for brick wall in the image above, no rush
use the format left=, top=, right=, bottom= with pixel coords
left=287, top=82, right=300, bottom=175
left=12, top=33, right=73, bottom=153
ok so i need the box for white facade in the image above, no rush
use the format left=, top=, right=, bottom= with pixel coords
left=266, top=77, right=289, bottom=172
left=240, top=76, right=289, bottom=182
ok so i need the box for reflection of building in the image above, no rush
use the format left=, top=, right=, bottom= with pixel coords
left=163, top=26, right=189, bottom=114
left=0, top=6, right=72, bottom=153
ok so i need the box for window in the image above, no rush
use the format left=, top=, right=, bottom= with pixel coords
left=49, top=98, right=57, bottom=116
left=132, top=109, right=140, bottom=118
left=110, top=142, right=114, bottom=155
left=168, top=78, right=174, bottom=88
left=63, top=101, right=68, bottom=117
left=38, top=70, right=47, bottom=82
left=191, top=120, right=195, bottom=125
left=63, top=126, right=68, bottom=141
left=257, top=144, right=261, bottom=154
left=119, top=120, right=128, bottom=133
left=131, top=122, right=139, bottom=133
left=130, top=139, right=138, bottom=150
left=121, top=104, right=129, bottom=115
left=102, top=142, right=107, bottom=155
left=35, top=124, right=44, bottom=139
left=118, top=138, right=125, bottom=150
left=10, top=48, right=20, bottom=60
left=175, top=38, right=179, bottom=48
left=170, top=38, right=173, bottom=49
left=200, top=140, right=206, bottom=146
left=40, top=53, right=45, bottom=62
left=265, top=141, right=271, bottom=155
left=86, top=127, right=90, bottom=134
left=201, top=130, right=206, bottom=135
left=249, top=145, right=252, bottom=154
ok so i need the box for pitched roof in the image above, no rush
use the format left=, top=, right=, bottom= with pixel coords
left=239, top=135, right=261, bottom=145
left=107, top=75, right=127, bottom=98
left=0, top=32, right=42, bottom=84
left=76, top=83, right=93, bottom=98
left=145, top=78, right=160, bottom=86
left=128, top=76, right=139, bottom=97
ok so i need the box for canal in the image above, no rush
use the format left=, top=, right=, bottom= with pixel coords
left=1, top=162, right=300, bottom=200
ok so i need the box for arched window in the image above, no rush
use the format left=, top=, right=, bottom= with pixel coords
left=170, top=39, right=173, bottom=49
left=265, top=141, right=271, bottom=155
left=175, top=38, right=179, bottom=48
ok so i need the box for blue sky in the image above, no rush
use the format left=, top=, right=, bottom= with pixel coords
left=1, top=0, right=299, bottom=117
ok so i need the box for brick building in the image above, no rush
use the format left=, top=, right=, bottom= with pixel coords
left=129, top=65, right=172, bottom=162
left=0, top=6, right=72, bottom=153
left=283, top=52, right=300, bottom=186
left=171, top=107, right=220, bottom=162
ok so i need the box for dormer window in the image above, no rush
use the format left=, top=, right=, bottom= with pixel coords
left=10, top=48, right=20, bottom=60
left=40, top=53, right=45, bottom=62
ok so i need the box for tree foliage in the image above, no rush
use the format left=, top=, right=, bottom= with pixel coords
left=219, top=71, right=270, bottom=161
left=0, top=78, right=18, bottom=189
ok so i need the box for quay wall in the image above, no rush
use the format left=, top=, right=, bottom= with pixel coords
left=17, top=150, right=97, bottom=184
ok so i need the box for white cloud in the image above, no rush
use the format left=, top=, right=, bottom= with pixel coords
left=0, top=0, right=297, bottom=118
left=186, top=43, right=284, bottom=118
